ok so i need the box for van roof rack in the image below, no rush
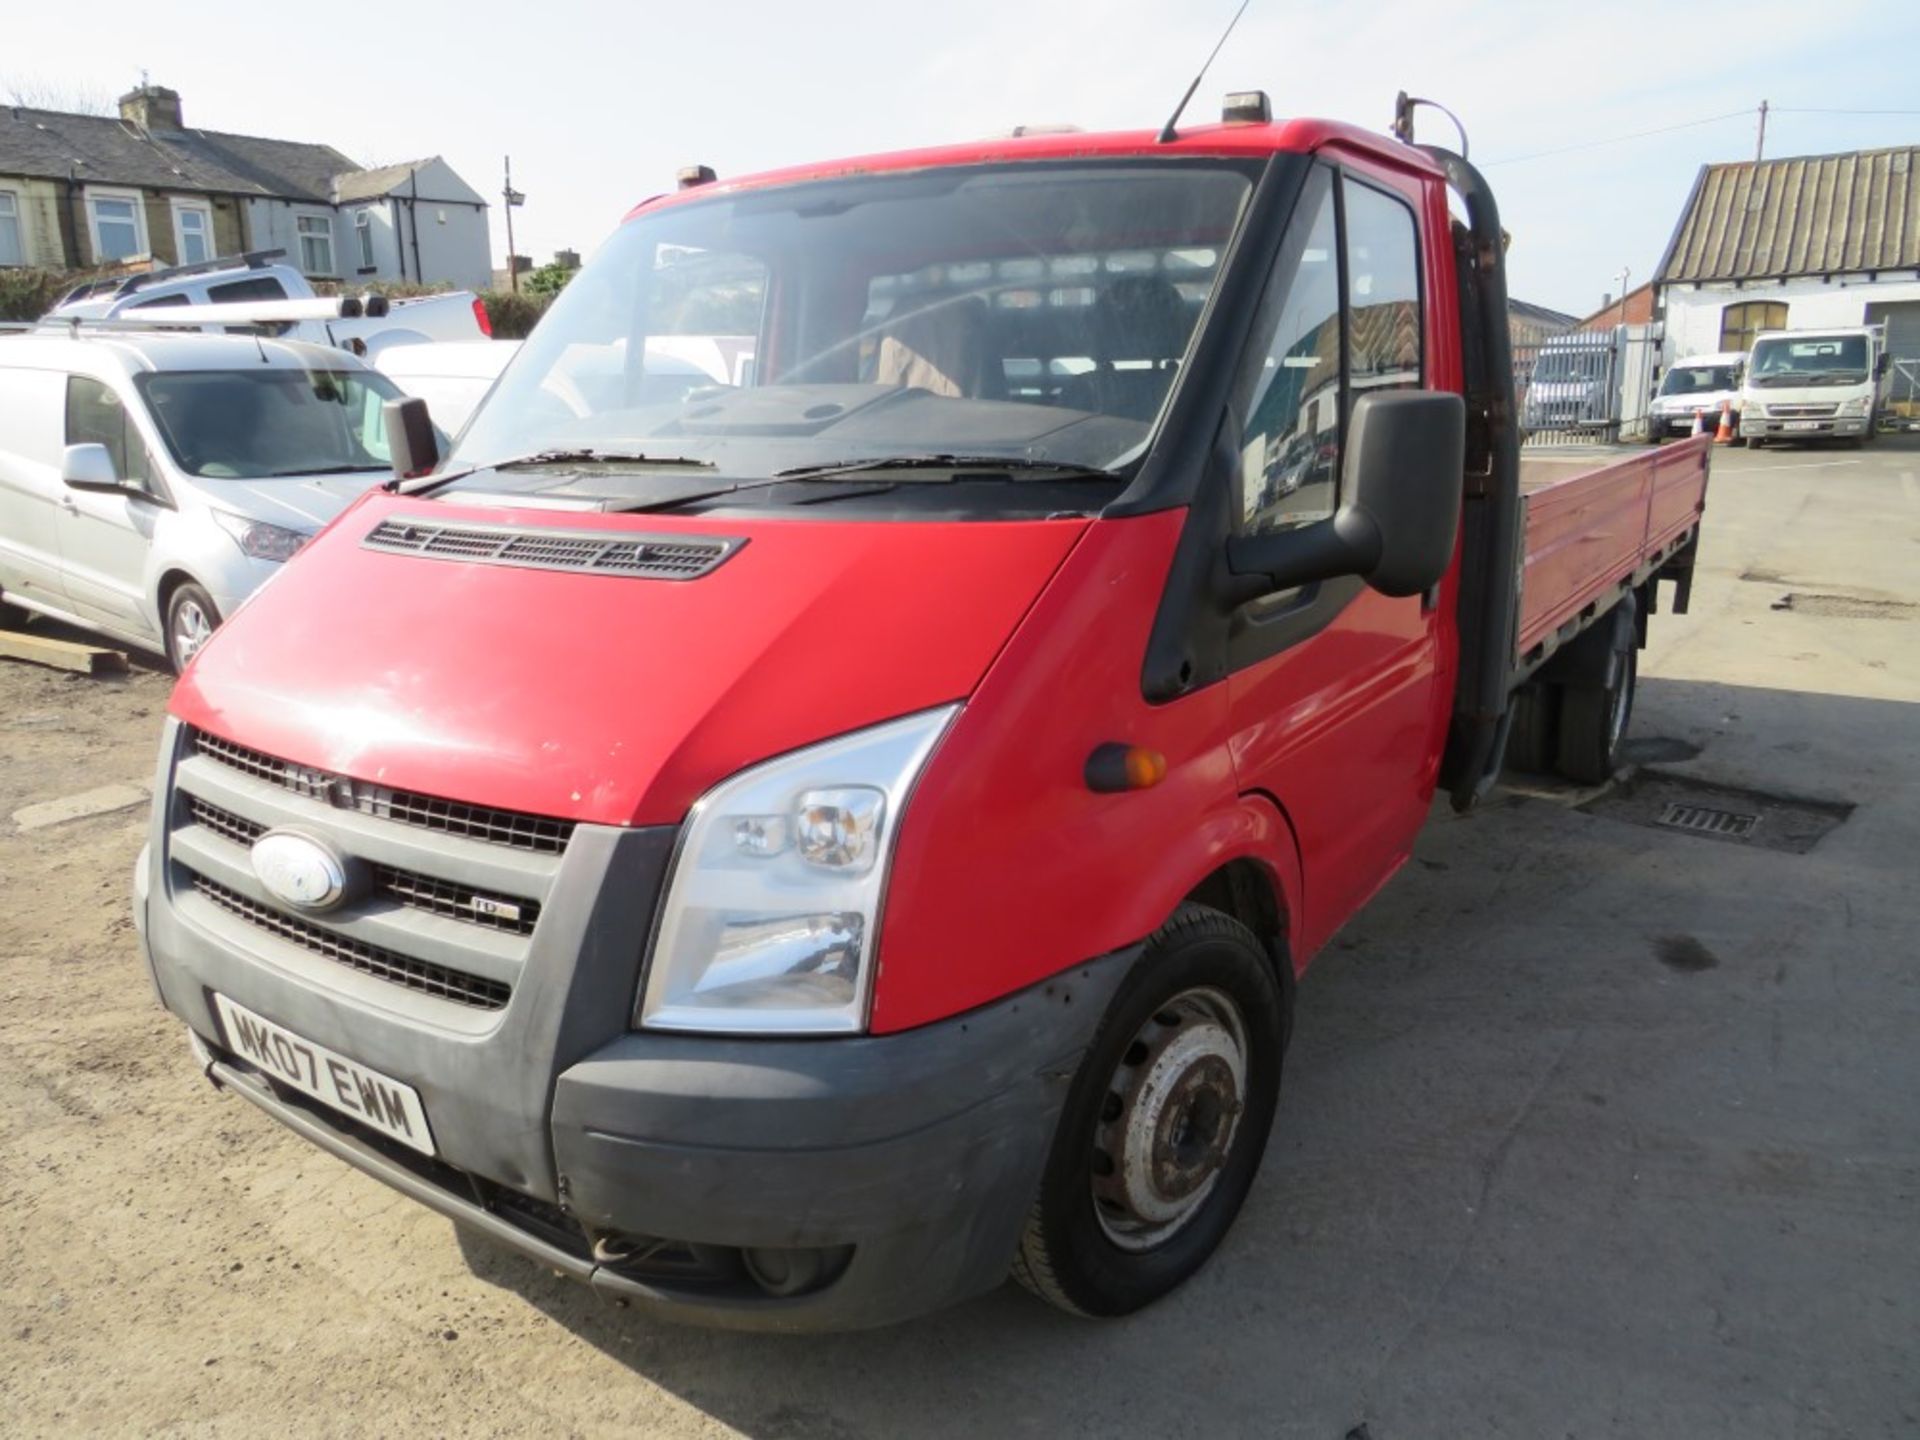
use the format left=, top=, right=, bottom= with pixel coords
left=108, top=248, right=289, bottom=297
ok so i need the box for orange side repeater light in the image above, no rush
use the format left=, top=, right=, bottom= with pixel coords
left=1085, top=743, right=1167, bottom=794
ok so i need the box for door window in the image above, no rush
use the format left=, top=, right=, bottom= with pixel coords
left=1237, top=167, right=1342, bottom=536
left=1343, top=180, right=1422, bottom=398
left=1234, top=168, right=1424, bottom=540
left=208, top=276, right=288, bottom=303
left=65, top=376, right=156, bottom=493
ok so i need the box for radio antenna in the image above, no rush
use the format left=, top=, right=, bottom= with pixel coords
left=1157, top=0, right=1254, bottom=144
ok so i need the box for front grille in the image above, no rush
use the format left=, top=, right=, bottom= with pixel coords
left=362, top=517, right=740, bottom=581
left=1768, top=404, right=1838, bottom=419
left=193, top=729, right=574, bottom=854
left=186, top=797, right=541, bottom=936
left=190, top=872, right=511, bottom=1010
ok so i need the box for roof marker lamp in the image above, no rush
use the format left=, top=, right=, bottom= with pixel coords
left=639, top=706, right=957, bottom=1034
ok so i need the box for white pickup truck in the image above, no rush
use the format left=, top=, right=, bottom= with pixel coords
left=46, top=250, right=489, bottom=356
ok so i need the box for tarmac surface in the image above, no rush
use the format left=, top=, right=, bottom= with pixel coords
left=1, top=437, right=1916, bottom=1438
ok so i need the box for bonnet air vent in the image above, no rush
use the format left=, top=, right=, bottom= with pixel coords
left=363, top=517, right=743, bottom=580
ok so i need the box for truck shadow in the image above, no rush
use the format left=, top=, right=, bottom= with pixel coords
left=448, top=674, right=1918, bottom=1439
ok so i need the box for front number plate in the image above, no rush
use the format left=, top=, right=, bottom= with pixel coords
left=213, top=993, right=436, bottom=1156
left=1784, top=420, right=1821, bottom=431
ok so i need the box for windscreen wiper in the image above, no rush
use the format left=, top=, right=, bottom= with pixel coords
left=773, top=454, right=1118, bottom=482
left=493, top=449, right=717, bottom=470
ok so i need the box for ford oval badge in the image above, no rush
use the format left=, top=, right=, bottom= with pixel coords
left=250, top=831, right=349, bottom=911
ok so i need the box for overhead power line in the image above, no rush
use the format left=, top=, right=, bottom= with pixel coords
left=1772, top=106, right=1920, bottom=116
left=1481, top=102, right=1920, bottom=169
left=1482, top=110, right=1750, bottom=167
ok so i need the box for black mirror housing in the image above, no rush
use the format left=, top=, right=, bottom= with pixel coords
left=1224, top=389, right=1465, bottom=602
left=384, top=396, right=440, bottom=481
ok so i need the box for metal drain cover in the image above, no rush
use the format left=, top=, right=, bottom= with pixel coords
left=1656, top=802, right=1759, bottom=839
left=1581, top=771, right=1852, bottom=854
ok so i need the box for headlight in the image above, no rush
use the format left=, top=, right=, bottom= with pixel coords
left=1839, top=397, right=1868, bottom=416
left=1744, top=403, right=1767, bottom=418
left=638, top=705, right=957, bottom=1034
left=211, top=512, right=309, bottom=563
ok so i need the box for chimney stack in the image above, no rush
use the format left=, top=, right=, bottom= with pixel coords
left=118, top=84, right=183, bottom=131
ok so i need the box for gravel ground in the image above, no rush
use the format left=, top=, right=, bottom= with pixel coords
left=2, top=440, right=1917, bottom=1438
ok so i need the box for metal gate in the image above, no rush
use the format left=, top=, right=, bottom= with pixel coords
left=1867, top=301, right=1920, bottom=429
left=1516, top=325, right=1661, bottom=444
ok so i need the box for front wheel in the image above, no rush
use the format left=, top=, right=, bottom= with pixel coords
left=165, top=582, right=222, bottom=673
left=1012, top=905, right=1287, bottom=1317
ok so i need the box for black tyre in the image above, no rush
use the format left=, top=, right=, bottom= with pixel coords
left=1503, top=682, right=1559, bottom=774
left=1012, top=904, right=1287, bottom=1318
left=1555, top=643, right=1636, bottom=784
left=164, top=582, right=222, bottom=673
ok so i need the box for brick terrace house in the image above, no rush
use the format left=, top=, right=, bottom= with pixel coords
left=0, top=84, right=490, bottom=290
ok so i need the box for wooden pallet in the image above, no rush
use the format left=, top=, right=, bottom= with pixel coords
left=0, top=626, right=130, bottom=676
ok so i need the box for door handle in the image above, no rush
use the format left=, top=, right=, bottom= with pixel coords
left=59, top=495, right=79, bottom=514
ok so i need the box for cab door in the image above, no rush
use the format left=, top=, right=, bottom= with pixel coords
left=55, top=374, right=169, bottom=639
left=1220, top=161, right=1453, bottom=957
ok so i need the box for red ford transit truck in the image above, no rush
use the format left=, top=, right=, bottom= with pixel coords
left=134, top=96, right=1710, bottom=1331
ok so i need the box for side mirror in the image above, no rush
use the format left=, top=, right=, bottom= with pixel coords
left=384, top=396, right=440, bottom=481
left=61, top=443, right=122, bottom=492
left=1224, top=390, right=1465, bottom=602
left=1876, top=353, right=1890, bottom=378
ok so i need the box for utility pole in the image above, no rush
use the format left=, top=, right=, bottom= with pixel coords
left=502, top=156, right=527, bottom=295
left=1755, top=100, right=1769, bottom=164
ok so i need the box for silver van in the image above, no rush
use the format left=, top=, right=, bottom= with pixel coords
left=0, top=330, right=406, bottom=669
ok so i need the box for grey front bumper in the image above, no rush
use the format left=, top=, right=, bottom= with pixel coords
left=142, top=717, right=1137, bottom=1329
left=178, top=949, right=1132, bottom=1330
left=1743, top=417, right=1867, bottom=437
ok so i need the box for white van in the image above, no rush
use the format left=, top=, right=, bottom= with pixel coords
left=1648, top=352, right=1744, bottom=441
left=373, top=340, right=520, bottom=436
left=1739, top=327, right=1887, bottom=447
left=0, top=329, right=408, bottom=669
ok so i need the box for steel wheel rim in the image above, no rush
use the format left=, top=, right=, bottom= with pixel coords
left=174, top=600, right=213, bottom=663
left=1091, top=985, right=1250, bottom=1252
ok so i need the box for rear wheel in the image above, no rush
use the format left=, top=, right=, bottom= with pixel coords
left=164, top=582, right=221, bottom=673
left=1555, top=644, right=1637, bottom=784
left=1503, top=682, right=1559, bottom=774
left=1012, top=905, right=1286, bottom=1317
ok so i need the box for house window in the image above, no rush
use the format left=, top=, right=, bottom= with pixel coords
left=296, top=214, right=335, bottom=275
left=0, top=190, right=22, bottom=266
left=355, top=209, right=375, bottom=270
left=171, top=201, right=213, bottom=265
left=86, top=189, right=148, bottom=263
left=1720, top=301, right=1788, bottom=354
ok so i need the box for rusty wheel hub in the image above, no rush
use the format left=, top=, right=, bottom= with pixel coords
left=1091, top=986, right=1248, bottom=1251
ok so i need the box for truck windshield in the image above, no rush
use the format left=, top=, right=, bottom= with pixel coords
left=446, top=161, right=1258, bottom=505
left=1659, top=364, right=1739, bottom=396
left=135, top=369, right=402, bottom=478
left=1748, top=335, right=1869, bottom=387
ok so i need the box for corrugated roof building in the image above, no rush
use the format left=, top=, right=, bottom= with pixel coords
left=1652, top=146, right=1920, bottom=390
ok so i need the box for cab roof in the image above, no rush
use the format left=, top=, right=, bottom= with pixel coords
left=629, top=117, right=1438, bottom=220
left=0, top=329, right=372, bottom=377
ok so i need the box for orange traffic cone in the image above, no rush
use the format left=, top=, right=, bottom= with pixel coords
left=1714, top=401, right=1734, bottom=444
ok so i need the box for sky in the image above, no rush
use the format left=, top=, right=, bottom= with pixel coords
left=6, top=0, right=1919, bottom=316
